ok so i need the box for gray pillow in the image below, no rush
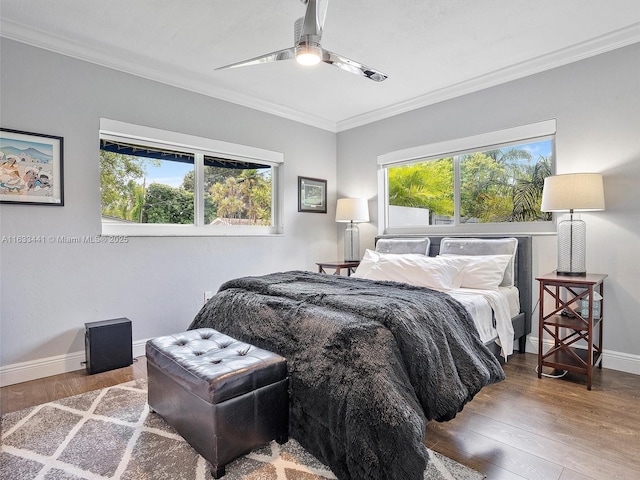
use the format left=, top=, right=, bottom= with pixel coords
left=375, top=237, right=430, bottom=255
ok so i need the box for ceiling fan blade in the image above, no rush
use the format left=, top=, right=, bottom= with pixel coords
left=323, top=50, right=388, bottom=82
left=215, top=47, right=295, bottom=71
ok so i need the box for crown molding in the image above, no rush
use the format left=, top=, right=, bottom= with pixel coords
left=336, top=22, right=640, bottom=132
left=2, top=18, right=639, bottom=134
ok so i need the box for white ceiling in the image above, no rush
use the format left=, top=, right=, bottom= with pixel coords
left=2, top=0, right=640, bottom=132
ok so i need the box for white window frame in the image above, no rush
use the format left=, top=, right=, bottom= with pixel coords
left=377, top=119, right=557, bottom=235
left=100, top=119, right=284, bottom=237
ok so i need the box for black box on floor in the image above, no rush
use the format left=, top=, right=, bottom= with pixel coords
left=85, top=318, right=133, bottom=374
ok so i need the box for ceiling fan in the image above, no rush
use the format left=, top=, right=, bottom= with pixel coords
left=216, top=0, right=388, bottom=82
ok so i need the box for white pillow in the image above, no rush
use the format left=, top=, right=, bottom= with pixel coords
left=439, top=238, right=517, bottom=286
left=439, top=254, right=512, bottom=290
left=353, top=249, right=380, bottom=278
left=354, top=249, right=463, bottom=291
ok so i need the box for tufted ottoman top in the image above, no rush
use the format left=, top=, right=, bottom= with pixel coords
left=146, top=328, right=287, bottom=404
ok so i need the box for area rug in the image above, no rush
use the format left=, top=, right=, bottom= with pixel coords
left=1, top=380, right=484, bottom=480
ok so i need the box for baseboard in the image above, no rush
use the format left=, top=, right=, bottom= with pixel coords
left=527, top=336, right=640, bottom=376
left=0, top=339, right=149, bottom=387
left=2, top=337, right=638, bottom=387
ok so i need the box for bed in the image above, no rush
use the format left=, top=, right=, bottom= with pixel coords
left=188, top=236, right=532, bottom=480
left=371, top=235, right=532, bottom=358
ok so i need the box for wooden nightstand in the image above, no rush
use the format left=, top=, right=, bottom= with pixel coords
left=316, top=261, right=360, bottom=276
left=536, top=272, right=607, bottom=390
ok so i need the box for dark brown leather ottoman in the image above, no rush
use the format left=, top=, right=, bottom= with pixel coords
left=146, top=328, right=289, bottom=478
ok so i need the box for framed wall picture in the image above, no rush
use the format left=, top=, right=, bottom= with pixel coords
left=298, top=176, right=327, bottom=213
left=0, top=128, right=64, bottom=205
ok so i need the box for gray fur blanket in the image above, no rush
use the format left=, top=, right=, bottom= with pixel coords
left=189, top=271, right=504, bottom=480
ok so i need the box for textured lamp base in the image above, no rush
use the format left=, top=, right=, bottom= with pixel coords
left=557, top=216, right=586, bottom=276
left=344, top=222, right=360, bottom=262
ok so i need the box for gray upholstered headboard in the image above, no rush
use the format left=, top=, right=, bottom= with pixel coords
left=375, top=234, right=532, bottom=352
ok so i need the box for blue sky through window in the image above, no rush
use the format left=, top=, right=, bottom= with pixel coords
left=145, top=159, right=192, bottom=188
left=501, top=139, right=551, bottom=162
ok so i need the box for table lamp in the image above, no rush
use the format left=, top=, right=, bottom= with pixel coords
left=541, top=173, right=605, bottom=275
left=336, top=198, right=369, bottom=262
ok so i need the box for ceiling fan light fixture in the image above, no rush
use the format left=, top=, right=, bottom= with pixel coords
left=295, top=42, right=322, bottom=66
left=216, top=0, right=387, bottom=81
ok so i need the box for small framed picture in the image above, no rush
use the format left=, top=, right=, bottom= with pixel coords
left=1, top=128, right=64, bottom=205
left=298, top=176, right=327, bottom=213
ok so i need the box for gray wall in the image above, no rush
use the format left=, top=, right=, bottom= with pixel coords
left=2, top=37, right=639, bottom=381
left=337, top=43, right=640, bottom=369
left=0, top=39, right=338, bottom=375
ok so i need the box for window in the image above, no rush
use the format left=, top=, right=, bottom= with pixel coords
left=99, top=119, right=283, bottom=236
left=378, top=120, right=556, bottom=234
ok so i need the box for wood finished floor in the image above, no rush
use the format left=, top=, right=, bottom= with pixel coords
left=1, top=353, right=639, bottom=479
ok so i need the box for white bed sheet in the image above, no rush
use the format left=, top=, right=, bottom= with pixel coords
left=447, top=286, right=520, bottom=358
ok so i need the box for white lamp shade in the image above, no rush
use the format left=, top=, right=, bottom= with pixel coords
left=336, top=198, right=370, bottom=223
left=541, top=173, right=605, bottom=212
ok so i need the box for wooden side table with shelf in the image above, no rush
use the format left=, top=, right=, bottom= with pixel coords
left=536, top=272, right=607, bottom=390
left=316, top=261, right=360, bottom=276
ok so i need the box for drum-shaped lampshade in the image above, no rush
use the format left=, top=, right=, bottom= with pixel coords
left=335, top=198, right=370, bottom=223
left=541, top=173, right=605, bottom=212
